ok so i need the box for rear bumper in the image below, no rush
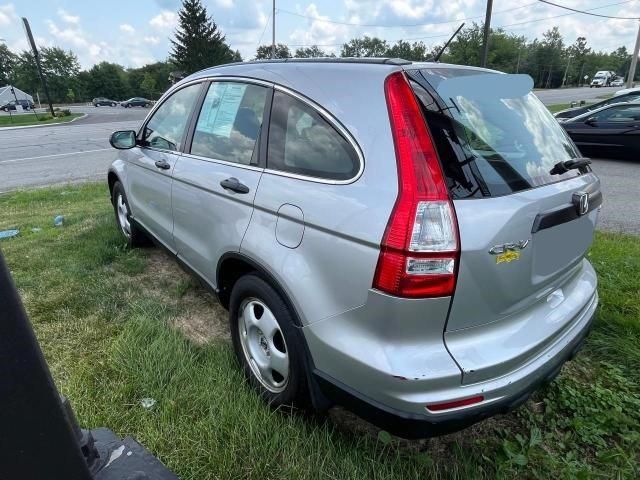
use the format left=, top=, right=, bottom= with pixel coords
left=304, top=263, right=598, bottom=438
left=313, top=304, right=594, bottom=438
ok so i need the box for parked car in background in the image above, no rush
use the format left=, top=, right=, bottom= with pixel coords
left=554, top=90, right=640, bottom=120
left=590, top=70, right=616, bottom=87
left=93, top=97, right=119, bottom=107
left=561, top=102, right=640, bottom=160
left=611, top=77, right=625, bottom=87
left=0, top=99, right=34, bottom=111
left=107, top=59, right=600, bottom=438
left=121, top=97, right=152, bottom=108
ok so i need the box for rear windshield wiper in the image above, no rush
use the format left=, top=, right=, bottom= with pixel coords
left=550, top=158, right=592, bottom=175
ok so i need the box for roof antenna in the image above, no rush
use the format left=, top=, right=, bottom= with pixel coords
left=433, top=23, right=465, bottom=62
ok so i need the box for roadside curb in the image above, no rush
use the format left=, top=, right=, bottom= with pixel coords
left=0, top=113, right=88, bottom=131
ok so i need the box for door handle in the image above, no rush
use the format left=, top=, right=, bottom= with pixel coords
left=220, top=177, right=250, bottom=194
left=154, top=159, right=171, bottom=170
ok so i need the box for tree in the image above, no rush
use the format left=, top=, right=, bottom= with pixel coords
left=12, top=51, right=41, bottom=99
left=0, top=44, right=18, bottom=86
left=40, top=47, right=81, bottom=103
left=140, top=73, right=157, bottom=98
left=127, top=61, right=175, bottom=99
left=386, top=40, right=428, bottom=61
left=85, top=62, right=130, bottom=100
left=294, top=45, right=332, bottom=58
left=341, top=36, right=388, bottom=57
left=170, top=0, right=236, bottom=74
left=255, top=44, right=291, bottom=59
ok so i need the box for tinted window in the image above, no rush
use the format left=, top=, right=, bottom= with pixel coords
left=591, top=105, right=640, bottom=122
left=190, top=82, right=268, bottom=165
left=143, top=84, right=201, bottom=151
left=413, top=69, right=581, bottom=198
left=267, top=91, right=359, bottom=180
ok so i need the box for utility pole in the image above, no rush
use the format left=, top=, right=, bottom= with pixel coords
left=271, top=0, right=276, bottom=59
left=626, top=20, right=640, bottom=88
left=516, top=49, right=521, bottom=73
left=21, top=17, right=55, bottom=117
left=562, top=56, right=571, bottom=87
left=481, top=0, right=493, bottom=68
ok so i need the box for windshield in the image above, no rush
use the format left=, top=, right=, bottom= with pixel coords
left=414, top=68, right=581, bottom=197
left=594, top=73, right=605, bottom=78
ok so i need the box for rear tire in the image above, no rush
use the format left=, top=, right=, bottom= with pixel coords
left=111, top=181, right=148, bottom=248
left=230, top=274, right=308, bottom=407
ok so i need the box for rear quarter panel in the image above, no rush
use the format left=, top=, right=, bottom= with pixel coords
left=237, top=64, right=400, bottom=325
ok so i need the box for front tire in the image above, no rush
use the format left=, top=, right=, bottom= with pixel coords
left=230, top=274, right=308, bottom=407
left=111, top=181, right=148, bottom=247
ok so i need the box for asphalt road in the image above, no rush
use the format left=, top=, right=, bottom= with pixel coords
left=0, top=106, right=147, bottom=193
left=534, top=86, right=622, bottom=105
left=0, top=103, right=638, bottom=234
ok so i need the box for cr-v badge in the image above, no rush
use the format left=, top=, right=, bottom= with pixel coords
left=489, top=239, right=530, bottom=264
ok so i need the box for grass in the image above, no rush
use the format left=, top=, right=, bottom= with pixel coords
left=0, top=112, right=82, bottom=127
left=1, top=182, right=639, bottom=479
left=547, top=103, right=572, bottom=113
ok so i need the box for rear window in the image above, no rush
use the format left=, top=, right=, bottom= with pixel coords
left=410, top=68, right=582, bottom=198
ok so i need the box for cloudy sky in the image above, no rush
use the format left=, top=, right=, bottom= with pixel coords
left=1, top=0, right=639, bottom=69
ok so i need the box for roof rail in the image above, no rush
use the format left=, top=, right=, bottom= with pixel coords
left=247, top=57, right=412, bottom=66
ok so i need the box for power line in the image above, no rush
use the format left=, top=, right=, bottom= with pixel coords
left=256, top=10, right=271, bottom=49
left=538, top=0, right=640, bottom=20
left=278, top=2, right=539, bottom=28
left=286, top=0, right=638, bottom=48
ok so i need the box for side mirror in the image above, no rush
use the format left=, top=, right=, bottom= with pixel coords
left=110, top=130, right=137, bottom=149
left=585, top=117, right=598, bottom=126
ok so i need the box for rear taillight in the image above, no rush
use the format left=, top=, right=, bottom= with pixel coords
left=373, top=72, right=460, bottom=298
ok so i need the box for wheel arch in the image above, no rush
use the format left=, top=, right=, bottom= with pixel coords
left=107, top=169, right=123, bottom=201
left=216, top=252, right=303, bottom=327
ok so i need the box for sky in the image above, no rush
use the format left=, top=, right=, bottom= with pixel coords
left=1, top=0, right=640, bottom=69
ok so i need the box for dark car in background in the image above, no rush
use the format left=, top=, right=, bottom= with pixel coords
left=121, top=97, right=151, bottom=108
left=561, top=102, right=640, bottom=160
left=0, top=99, right=35, bottom=111
left=93, top=97, right=119, bottom=107
left=555, top=91, right=640, bottom=121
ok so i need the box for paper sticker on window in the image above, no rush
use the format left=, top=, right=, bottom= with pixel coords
left=198, top=83, right=247, bottom=138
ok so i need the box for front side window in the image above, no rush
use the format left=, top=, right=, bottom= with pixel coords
left=190, top=82, right=268, bottom=165
left=143, top=83, right=201, bottom=151
left=267, top=91, right=359, bottom=181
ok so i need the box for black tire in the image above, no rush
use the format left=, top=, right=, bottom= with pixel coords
left=111, top=181, right=148, bottom=247
left=230, top=274, right=308, bottom=407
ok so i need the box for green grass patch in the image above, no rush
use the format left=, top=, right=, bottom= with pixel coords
left=547, top=103, right=571, bottom=113
left=1, top=183, right=639, bottom=479
left=0, top=112, right=82, bottom=127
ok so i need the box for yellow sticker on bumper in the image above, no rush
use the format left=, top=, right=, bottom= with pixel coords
left=496, top=251, right=521, bottom=264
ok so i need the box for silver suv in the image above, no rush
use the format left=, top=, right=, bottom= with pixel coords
left=108, top=59, right=600, bottom=438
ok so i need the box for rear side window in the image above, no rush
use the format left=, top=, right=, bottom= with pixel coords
left=410, top=69, right=582, bottom=198
left=190, top=82, right=268, bottom=165
left=143, top=83, right=201, bottom=151
left=267, top=91, right=359, bottom=181
left=590, top=104, right=640, bottom=122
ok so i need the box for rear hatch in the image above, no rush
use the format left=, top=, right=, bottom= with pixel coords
left=407, top=67, right=601, bottom=383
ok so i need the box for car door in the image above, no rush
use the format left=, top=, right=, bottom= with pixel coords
left=126, top=82, right=203, bottom=251
left=171, top=79, right=271, bottom=283
left=568, top=104, right=640, bottom=158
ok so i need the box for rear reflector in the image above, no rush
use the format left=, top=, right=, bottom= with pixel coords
left=372, top=71, right=460, bottom=298
left=426, top=395, right=484, bottom=412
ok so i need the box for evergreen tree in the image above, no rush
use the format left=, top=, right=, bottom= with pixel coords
left=170, top=0, right=237, bottom=74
